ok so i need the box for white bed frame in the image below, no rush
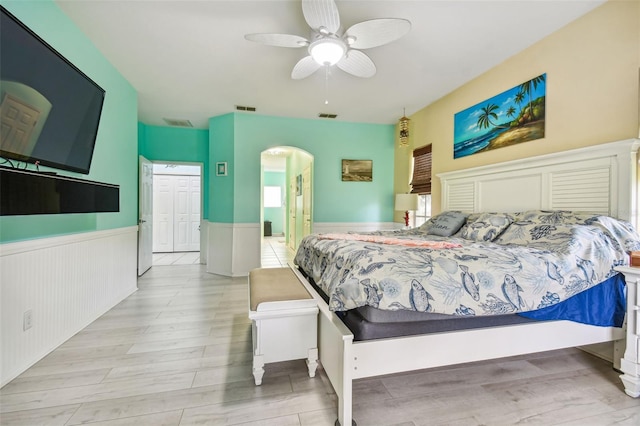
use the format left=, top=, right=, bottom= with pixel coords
left=291, top=138, right=640, bottom=426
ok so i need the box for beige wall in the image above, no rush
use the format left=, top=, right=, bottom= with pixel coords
left=394, top=0, right=640, bottom=216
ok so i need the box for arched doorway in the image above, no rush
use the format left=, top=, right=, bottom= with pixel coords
left=260, top=146, right=314, bottom=268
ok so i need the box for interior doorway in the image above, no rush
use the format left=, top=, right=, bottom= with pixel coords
left=261, top=147, right=313, bottom=268
left=152, top=162, right=202, bottom=266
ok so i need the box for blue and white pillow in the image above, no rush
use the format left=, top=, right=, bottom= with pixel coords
left=422, top=211, right=468, bottom=237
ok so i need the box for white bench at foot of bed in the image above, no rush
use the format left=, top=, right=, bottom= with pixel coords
left=614, top=266, right=640, bottom=397
left=248, top=267, right=319, bottom=386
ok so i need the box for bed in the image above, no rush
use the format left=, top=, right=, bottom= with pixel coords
left=289, top=138, right=640, bottom=426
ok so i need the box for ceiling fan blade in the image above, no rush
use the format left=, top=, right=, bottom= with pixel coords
left=302, top=0, right=340, bottom=34
left=291, top=56, right=322, bottom=79
left=345, top=18, right=411, bottom=50
left=245, top=33, right=309, bottom=48
left=337, top=49, right=376, bottom=78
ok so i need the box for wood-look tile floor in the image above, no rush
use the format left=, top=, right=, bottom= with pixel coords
left=2, top=264, right=640, bottom=425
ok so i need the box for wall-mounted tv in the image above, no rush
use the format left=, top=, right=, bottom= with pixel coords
left=0, top=6, right=105, bottom=175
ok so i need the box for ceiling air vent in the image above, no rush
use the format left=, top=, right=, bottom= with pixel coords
left=318, top=113, right=337, bottom=119
left=163, top=118, right=193, bottom=127
left=236, top=105, right=256, bottom=112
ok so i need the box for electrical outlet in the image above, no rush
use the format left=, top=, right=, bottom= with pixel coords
left=23, top=310, right=33, bottom=331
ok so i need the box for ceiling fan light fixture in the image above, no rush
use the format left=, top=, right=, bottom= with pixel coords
left=309, top=38, right=346, bottom=66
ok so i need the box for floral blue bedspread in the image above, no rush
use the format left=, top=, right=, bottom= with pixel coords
left=294, top=211, right=640, bottom=316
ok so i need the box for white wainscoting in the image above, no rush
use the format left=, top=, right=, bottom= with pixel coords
left=206, top=221, right=399, bottom=277
left=200, top=219, right=208, bottom=265
left=0, top=226, right=138, bottom=386
left=207, top=222, right=261, bottom=277
left=313, top=222, right=400, bottom=234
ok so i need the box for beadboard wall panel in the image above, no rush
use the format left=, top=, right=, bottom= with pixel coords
left=0, top=227, right=138, bottom=386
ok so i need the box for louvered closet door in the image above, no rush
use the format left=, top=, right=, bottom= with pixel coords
left=174, top=175, right=200, bottom=252
left=153, top=175, right=173, bottom=253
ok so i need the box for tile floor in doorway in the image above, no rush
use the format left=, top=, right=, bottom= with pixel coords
left=151, top=236, right=294, bottom=269
left=153, top=252, right=201, bottom=266
left=261, top=235, right=295, bottom=268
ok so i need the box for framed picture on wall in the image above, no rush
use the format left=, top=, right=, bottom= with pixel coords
left=216, top=162, right=227, bottom=176
left=296, top=174, right=302, bottom=196
left=453, top=73, right=546, bottom=159
left=342, top=159, right=372, bottom=182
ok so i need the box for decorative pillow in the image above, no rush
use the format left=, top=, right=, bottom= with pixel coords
left=460, top=213, right=513, bottom=242
left=452, top=212, right=482, bottom=237
left=422, top=211, right=468, bottom=237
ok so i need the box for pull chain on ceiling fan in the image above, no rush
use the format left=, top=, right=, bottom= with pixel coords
left=245, top=0, right=411, bottom=80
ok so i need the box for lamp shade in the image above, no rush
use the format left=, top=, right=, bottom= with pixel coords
left=395, top=193, right=418, bottom=211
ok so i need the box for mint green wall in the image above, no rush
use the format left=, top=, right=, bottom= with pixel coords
left=209, top=114, right=235, bottom=223
left=0, top=0, right=138, bottom=243
left=263, top=171, right=285, bottom=234
left=210, top=113, right=395, bottom=224
left=138, top=123, right=210, bottom=219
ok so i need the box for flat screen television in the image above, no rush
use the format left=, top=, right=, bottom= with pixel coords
left=0, top=6, right=105, bottom=175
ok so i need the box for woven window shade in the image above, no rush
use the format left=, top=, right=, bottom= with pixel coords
left=410, top=144, right=432, bottom=194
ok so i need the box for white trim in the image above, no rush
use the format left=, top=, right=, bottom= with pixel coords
left=0, top=226, right=138, bottom=256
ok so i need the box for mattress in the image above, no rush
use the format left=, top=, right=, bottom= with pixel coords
left=340, top=308, right=536, bottom=341
left=297, top=267, right=626, bottom=341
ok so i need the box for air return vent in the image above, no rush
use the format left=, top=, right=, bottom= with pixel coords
left=318, top=113, right=337, bottom=119
left=236, top=105, right=256, bottom=112
left=163, top=118, right=193, bottom=127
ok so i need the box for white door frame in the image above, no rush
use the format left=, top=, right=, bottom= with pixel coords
left=151, top=161, right=204, bottom=256
left=153, top=160, right=206, bottom=253
left=138, top=156, right=153, bottom=276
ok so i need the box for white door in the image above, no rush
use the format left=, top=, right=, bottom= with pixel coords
left=174, top=176, right=200, bottom=252
left=153, top=175, right=173, bottom=253
left=288, top=175, right=296, bottom=251
left=188, top=176, right=201, bottom=248
left=153, top=173, right=201, bottom=253
left=138, top=156, right=153, bottom=276
left=302, top=166, right=312, bottom=238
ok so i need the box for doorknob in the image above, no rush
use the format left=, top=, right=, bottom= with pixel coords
left=138, top=219, right=146, bottom=224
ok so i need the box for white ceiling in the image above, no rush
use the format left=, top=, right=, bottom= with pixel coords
left=56, top=0, right=606, bottom=129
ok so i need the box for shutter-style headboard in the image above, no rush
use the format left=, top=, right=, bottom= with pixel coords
left=438, top=139, right=639, bottom=224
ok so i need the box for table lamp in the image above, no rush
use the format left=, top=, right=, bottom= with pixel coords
left=395, top=193, right=419, bottom=228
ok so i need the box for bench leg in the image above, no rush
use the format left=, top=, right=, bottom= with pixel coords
left=253, top=354, right=265, bottom=385
left=307, top=347, right=318, bottom=378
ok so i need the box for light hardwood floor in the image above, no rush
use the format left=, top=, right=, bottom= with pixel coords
left=2, top=264, right=640, bottom=425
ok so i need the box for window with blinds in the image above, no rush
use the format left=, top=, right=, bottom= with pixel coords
left=410, top=144, right=432, bottom=194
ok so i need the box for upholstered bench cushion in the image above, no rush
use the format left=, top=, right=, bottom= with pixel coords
left=249, top=267, right=312, bottom=311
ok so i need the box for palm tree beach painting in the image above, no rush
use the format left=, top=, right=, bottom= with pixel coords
left=454, top=73, right=546, bottom=159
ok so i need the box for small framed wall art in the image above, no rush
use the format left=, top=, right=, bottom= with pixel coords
left=216, top=162, right=227, bottom=176
left=341, top=159, right=372, bottom=182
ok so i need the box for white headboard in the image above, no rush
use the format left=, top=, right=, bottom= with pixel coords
left=438, top=139, right=640, bottom=224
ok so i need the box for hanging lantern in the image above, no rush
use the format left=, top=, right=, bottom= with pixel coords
left=399, top=108, right=410, bottom=147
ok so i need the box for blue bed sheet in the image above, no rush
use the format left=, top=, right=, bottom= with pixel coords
left=519, top=273, right=626, bottom=327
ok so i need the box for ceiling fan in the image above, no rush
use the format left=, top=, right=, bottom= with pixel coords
left=245, top=0, right=411, bottom=80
